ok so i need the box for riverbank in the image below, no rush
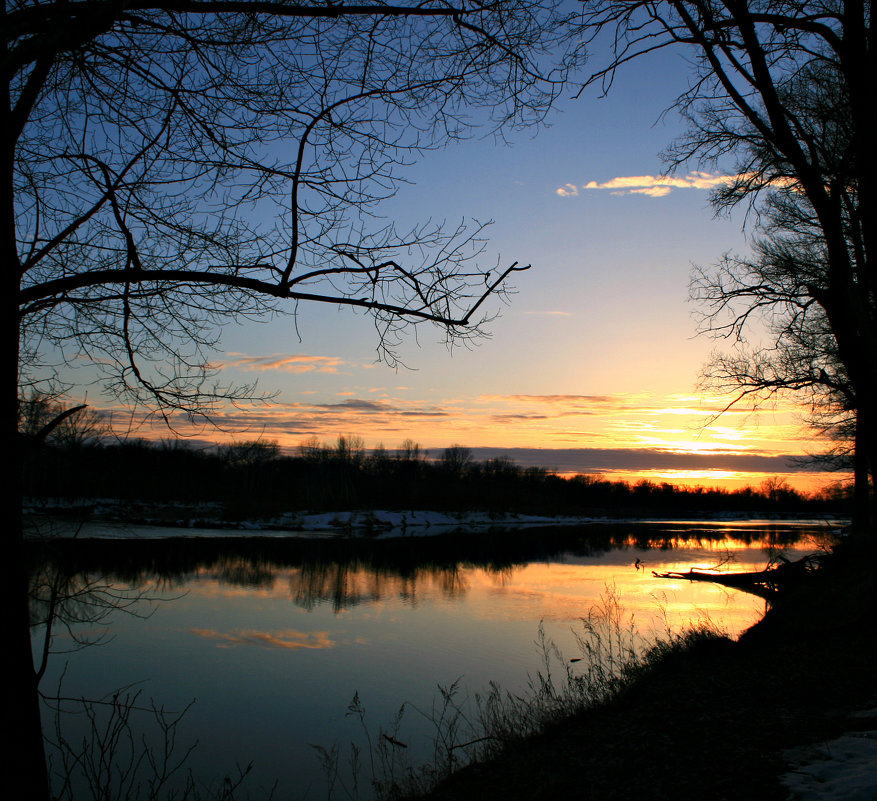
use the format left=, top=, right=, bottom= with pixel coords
left=411, top=542, right=877, bottom=801
left=24, top=497, right=845, bottom=538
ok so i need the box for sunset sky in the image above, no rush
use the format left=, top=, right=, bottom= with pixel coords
left=77, top=46, right=844, bottom=494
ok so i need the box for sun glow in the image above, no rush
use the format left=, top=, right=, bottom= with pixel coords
left=84, top=384, right=846, bottom=495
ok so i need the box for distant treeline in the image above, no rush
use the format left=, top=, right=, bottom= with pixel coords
left=23, top=435, right=852, bottom=518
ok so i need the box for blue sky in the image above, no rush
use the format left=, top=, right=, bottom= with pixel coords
left=81, top=44, right=840, bottom=492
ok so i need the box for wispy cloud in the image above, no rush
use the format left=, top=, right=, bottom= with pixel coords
left=128, top=394, right=455, bottom=440
left=313, top=399, right=390, bottom=412
left=489, top=413, right=550, bottom=423
left=224, top=354, right=345, bottom=373
left=556, top=171, right=738, bottom=198
left=94, top=387, right=815, bottom=482
left=460, top=446, right=812, bottom=475
left=497, top=394, right=626, bottom=407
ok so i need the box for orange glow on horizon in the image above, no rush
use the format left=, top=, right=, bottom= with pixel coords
left=83, top=389, right=849, bottom=497
left=554, top=468, right=845, bottom=495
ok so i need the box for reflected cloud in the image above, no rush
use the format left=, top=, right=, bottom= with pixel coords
left=35, top=527, right=821, bottom=648
left=189, top=627, right=336, bottom=650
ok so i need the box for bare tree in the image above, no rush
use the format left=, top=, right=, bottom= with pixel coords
left=19, top=391, right=110, bottom=447
left=441, top=443, right=473, bottom=475
left=12, top=0, right=580, bottom=420
left=5, top=2, right=581, bottom=797
left=687, top=59, right=871, bottom=522
left=398, top=437, right=426, bottom=462
left=573, top=1, right=875, bottom=527
left=693, top=226, right=871, bottom=523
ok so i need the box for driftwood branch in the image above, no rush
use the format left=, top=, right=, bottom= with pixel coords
left=653, top=555, right=821, bottom=599
left=32, top=405, right=87, bottom=443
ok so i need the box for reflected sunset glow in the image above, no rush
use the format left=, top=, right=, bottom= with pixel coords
left=171, top=534, right=813, bottom=640
left=36, top=524, right=824, bottom=796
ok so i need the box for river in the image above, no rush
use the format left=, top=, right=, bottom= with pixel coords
left=30, top=519, right=833, bottom=799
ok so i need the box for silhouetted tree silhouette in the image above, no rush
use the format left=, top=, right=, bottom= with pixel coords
left=441, top=444, right=473, bottom=475
left=19, top=392, right=110, bottom=448
left=694, top=251, right=869, bottom=524
left=5, top=2, right=581, bottom=796
left=574, top=1, right=875, bottom=532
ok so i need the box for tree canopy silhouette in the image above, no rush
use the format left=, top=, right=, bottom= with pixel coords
left=5, top=1, right=581, bottom=796
left=575, top=0, right=875, bottom=529
left=11, top=0, right=582, bottom=419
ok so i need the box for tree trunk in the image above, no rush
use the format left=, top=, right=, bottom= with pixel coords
left=3, top=289, right=50, bottom=799
left=853, top=410, right=872, bottom=532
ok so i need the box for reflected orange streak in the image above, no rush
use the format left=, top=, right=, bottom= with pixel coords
left=172, top=535, right=822, bottom=647
left=459, top=533, right=824, bottom=635
left=189, top=627, right=335, bottom=650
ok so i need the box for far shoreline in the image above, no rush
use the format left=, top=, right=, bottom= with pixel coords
left=23, top=498, right=849, bottom=539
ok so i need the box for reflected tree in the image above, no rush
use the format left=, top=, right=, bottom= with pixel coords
left=46, top=690, right=208, bottom=801
left=29, top=559, right=155, bottom=684
left=27, top=549, right=194, bottom=800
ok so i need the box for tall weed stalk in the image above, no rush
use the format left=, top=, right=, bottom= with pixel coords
left=315, top=587, right=724, bottom=801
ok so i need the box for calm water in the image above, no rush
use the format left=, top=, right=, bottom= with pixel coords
left=31, top=521, right=829, bottom=798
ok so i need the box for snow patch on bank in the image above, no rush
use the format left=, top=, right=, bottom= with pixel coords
left=24, top=498, right=845, bottom=539
left=24, top=500, right=616, bottom=538
left=782, top=709, right=877, bottom=800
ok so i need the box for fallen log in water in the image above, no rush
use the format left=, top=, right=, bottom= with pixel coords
left=653, top=554, right=821, bottom=599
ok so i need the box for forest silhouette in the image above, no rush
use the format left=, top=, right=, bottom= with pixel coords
left=24, top=435, right=850, bottom=522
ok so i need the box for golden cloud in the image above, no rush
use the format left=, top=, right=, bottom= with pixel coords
left=224, top=354, right=345, bottom=373
left=496, top=393, right=628, bottom=406
left=629, top=186, right=673, bottom=197
left=581, top=172, right=739, bottom=196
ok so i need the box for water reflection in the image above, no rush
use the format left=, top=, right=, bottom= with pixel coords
left=29, top=522, right=830, bottom=798
left=29, top=519, right=823, bottom=598
left=189, top=626, right=337, bottom=650
left=288, top=562, right=473, bottom=611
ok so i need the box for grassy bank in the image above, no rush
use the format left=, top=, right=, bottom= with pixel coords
left=405, top=541, right=877, bottom=801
